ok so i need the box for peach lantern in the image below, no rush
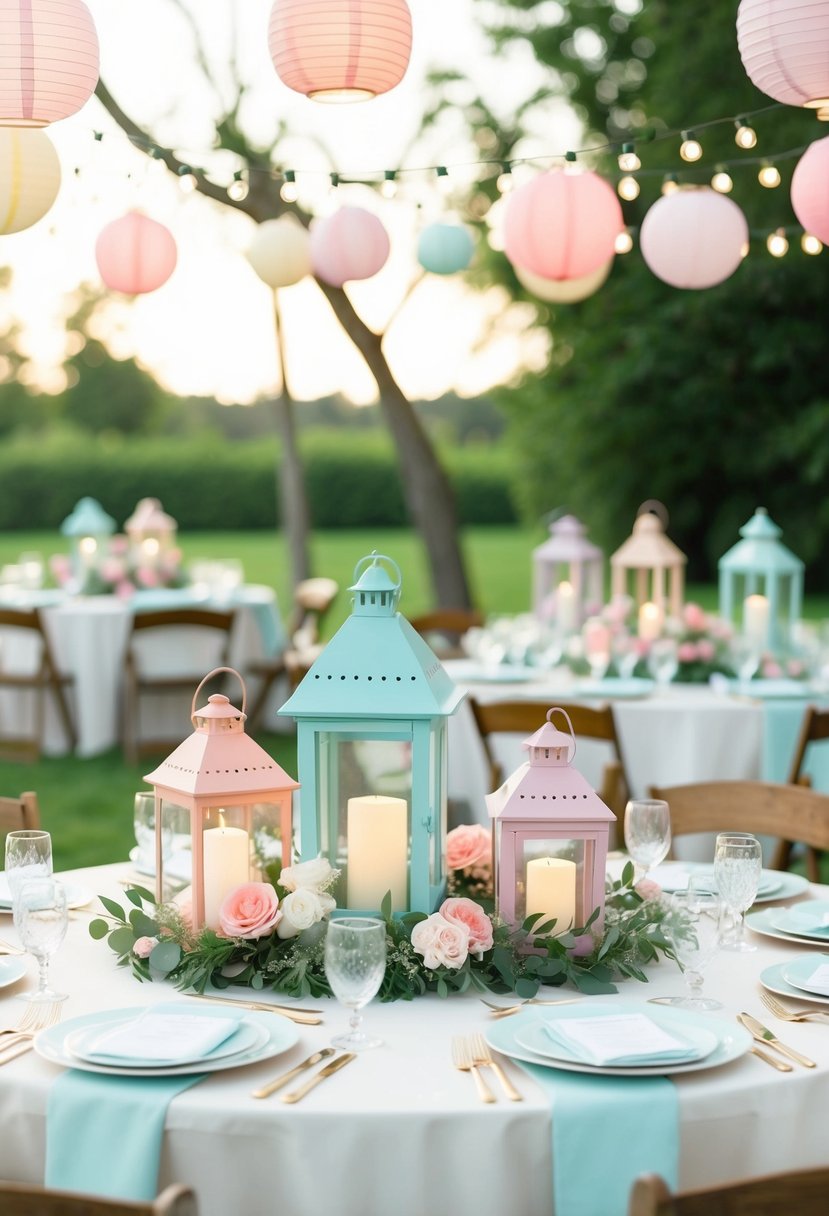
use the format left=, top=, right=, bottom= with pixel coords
left=737, top=0, right=829, bottom=118
left=96, top=212, right=178, bottom=295
left=0, top=0, right=99, bottom=127
left=791, top=136, right=829, bottom=244
left=310, top=206, right=390, bottom=286
left=246, top=215, right=312, bottom=289
left=640, top=188, right=748, bottom=290
left=504, top=169, right=624, bottom=280
left=611, top=501, right=687, bottom=622
left=0, top=126, right=60, bottom=233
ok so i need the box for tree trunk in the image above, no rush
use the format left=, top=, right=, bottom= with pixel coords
left=271, top=294, right=312, bottom=585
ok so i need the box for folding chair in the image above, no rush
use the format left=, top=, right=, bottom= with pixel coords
left=629, top=1167, right=829, bottom=1216
left=0, top=1181, right=197, bottom=1216
left=408, top=609, right=485, bottom=659
left=0, top=608, right=76, bottom=759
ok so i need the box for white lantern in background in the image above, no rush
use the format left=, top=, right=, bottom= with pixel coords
left=640, top=188, right=748, bottom=290
left=247, top=215, right=312, bottom=288
left=0, top=127, right=60, bottom=233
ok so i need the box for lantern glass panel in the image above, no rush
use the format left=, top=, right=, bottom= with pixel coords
left=511, top=835, right=591, bottom=931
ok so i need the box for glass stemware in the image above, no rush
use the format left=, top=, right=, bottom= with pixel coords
left=623, top=799, right=671, bottom=882
left=4, top=829, right=52, bottom=926
left=324, top=916, right=387, bottom=1051
left=662, top=885, right=723, bottom=1010
left=647, top=638, right=679, bottom=687
left=16, top=877, right=68, bottom=1003
left=714, top=833, right=762, bottom=953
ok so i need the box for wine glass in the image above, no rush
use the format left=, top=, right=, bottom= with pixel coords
left=662, top=885, right=723, bottom=1010
left=623, top=799, right=671, bottom=882
left=4, top=830, right=52, bottom=926
left=714, top=833, right=762, bottom=953
left=647, top=638, right=679, bottom=687
left=16, top=877, right=68, bottom=1003
left=324, top=917, right=387, bottom=1051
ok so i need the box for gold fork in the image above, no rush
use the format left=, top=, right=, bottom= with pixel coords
left=0, top=1001, right=63, bottom=1059
left=760, top=990, right=829, bottom=1024
left=0, top=1003, right=50, bottom=1038
left=451, top=1036, right=495, bottom=1104
left=479, top=996, right=581, bottom=1018
left=469, top=1034, right=522, bottom=1102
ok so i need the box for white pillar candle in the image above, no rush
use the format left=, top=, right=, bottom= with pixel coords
left=202, top=824, right=250, bottom=930
left=556, top=580, right=577, bottom=634
left=140, top=537, right=160, bottom=567
left=78, top=536, right=98, bottom=568
left=525, top=857, right=577, bottom=932
left=743, top=593, right=769, bottom=650
left=638, top=600, right=663, bottom=641
left=347, top=795, right=408, bottom=911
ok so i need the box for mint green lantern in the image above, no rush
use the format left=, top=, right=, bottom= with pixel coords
left=718, top=507, right=804, bottom=652
left=280, top=553, right=464, bottom=916
left=60, top=496, right=116, bottom=583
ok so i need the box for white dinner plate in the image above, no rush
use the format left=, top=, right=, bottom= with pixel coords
left=781, top=954, right=829, bottom=998
left=485, top=1000, right=752, bottom=1078
left=746, top=907, right=829, bottom=945
left=513, top=1015, right=719, bottom=1069
left=35, top=1002, right=299, bottom=1077
left=770, top=901, right=829, bottom=941
left=0, top=956, right=27, bottom=988
left=66, top=1014, right=267, bottom=1068
left=760, top=961, right=829, bottom=1007
left=0, top=873, right=94, bottom=912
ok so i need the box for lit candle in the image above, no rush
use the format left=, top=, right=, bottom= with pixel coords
left=347, top=795, right=408, bottom=911
left=525, top=857, right=576, bottom=933
left=78, top=536, right=98, bottom=568
left=202, top=823, right=250, bottom=929
left=743, top=593, right=769, bottom=650
left=556, top=580, right=577, bottom=634
left=638, top=601, right=663, bottom=641
left=140, top=537, right=161, bottom=567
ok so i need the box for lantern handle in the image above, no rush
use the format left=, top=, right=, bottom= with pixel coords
left=191, top=667, right=247, bottom=722
left=351, top=551, right=403, bottom=593
left=546, top=707, right=576, bottom=760
left=637, top=499, right=669, bottom=529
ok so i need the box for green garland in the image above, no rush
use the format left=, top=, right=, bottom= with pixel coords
left=89, top=863, right=676, bottom=1001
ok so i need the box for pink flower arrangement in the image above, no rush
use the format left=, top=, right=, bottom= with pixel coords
left=219, top=882, right=282, bottom=939
left=440, top=896, right=494, bottom=956
left=411, top=896, right=496, bottom=969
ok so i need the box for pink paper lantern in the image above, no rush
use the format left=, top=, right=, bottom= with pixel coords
left=310, top=206, right=390, bottom=287
left=268, top=0, right=412, bottom=102
left=640, top=188, right=748, bottom=290
left=737, top=0, right=829, bottom=116
left=95, top=212, right=178, bottom=295
left=247, top=215, right=312, bottom=289
left=504, top=169, right=624, bottom=280
left=515, top=257, right=613, bottom=302
left=0, top=126, right=60, bottom=233
left=0, top=0, right=99, bottom=127
left=791, top=136, right=829, bottom=242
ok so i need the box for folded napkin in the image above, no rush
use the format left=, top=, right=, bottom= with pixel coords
left=776, top=905, right=829, bottom=937
left=798, top=962, right=829, bottom=995
left=83, top=1010, right=238, bottom=1064
left=543, top=1012, right=699, bottom=1067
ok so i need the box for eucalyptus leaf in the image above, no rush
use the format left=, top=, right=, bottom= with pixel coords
left=99, top=896, right=128, bottom=922
left=107, top=926, right=136, bottom=956
left=88, top=918, right=109, bottom=940
left=149, top=939, right=182, bottom=974
left=128, top=908, right=160, bottom=937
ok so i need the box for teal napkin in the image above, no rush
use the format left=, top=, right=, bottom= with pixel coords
left=515, top=1061, right=679, bottom=1216
left=45, top=1070, right=203, bottom=1201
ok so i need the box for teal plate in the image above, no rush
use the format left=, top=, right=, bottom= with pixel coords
left=760, top=960, right=829, bottom=1007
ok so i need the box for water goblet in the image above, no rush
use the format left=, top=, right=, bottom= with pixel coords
left=662, top=885, right=723, bottom=1010
left=16, top=877, right=68, bottom=1003
left=623, top=799, right=671, bottom=883
left=324, top=917, right=387, bottom=1051
left=4, top=829, right=52, bottom=926
left=713, top=833, right=762, bottom=953
left=647, top=638, right=679, bottom=687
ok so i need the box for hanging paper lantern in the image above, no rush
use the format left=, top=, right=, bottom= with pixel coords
left=515, top=258, right=613, bottom=303
left=790, top=135, right=829, bottom=243
left=95, top=212, right=178, bottom=295
left=268, top=0, right=412, bottom=102
left=0, top=0, right=99, bottom=127
left=310, top=206, right=390, bottom=287
left=737, top=0, right=829, bottom=116
left=640, top=188, right=748, bottom=290
left=247, top=215, right=312, bottom=288
left=0, top=126, right=60, bottom=233
left=503, top=169, right=624, bottom=280
left=417, top=223, right=475, bottom=275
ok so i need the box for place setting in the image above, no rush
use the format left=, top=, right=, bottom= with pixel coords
left=747, top=896, right=829, bottom=945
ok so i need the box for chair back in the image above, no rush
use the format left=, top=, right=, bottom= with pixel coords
left=0, top=791, right=41, bottom=844
left=127, top=608, right=236, bottom=676
left=629, top=1168, right=829, bottom=1216
left=408, top=609, right=484, bottom=658
left=0, top=608, right=76, bottom=757
left=787, top=704, right=829, bottom=785
left=0, top=1181, right=197, bottom=1216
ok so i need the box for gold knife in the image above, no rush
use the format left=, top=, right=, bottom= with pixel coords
left=750, top=1045, right=792, bottom=1072
left=252, top=1048, right=336, bottom=1099
left=280, top=1052, right=356, bottom=1103
left=739, top=1012, right=817, bottom=1069
left=186, top=994, right=323, bottom=1025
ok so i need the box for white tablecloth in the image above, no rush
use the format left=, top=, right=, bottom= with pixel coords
left=1, top=863, right=828, bottom=1216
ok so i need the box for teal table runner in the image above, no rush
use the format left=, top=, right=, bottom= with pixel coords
left=761, top=698, right=829, bottom=789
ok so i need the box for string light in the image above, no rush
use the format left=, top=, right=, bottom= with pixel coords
left=177, top=165, right=197, bottom=193
left=615, top=228, right=634, bottom=254
left=329, top=172, right=340, bottom=190
left=767, top=228, right=789, bottom=257
left=680, top=130, right=703, bottom=162
left=148, top=145, right=166, bottom=175
left=496, top=162, right=513, bottom=193
left=381, top=170, right=398, bottom=198
left=711, top=166, right=734, bottom=193
left=661, top=173, right=680, bottom=196
left=227, top=170, right=249, bottom=201
left=280, top=170, right=298, bottom=202
left=617, top=142, right=641, bottom=172
left=734, top=118, right=758, bottom=149
left=801, top=232, right=823, bottom=255
left=436, top=165, right=451, bottom=194
left=758, top=161, right=781, bottom=188
left=617, top=175, right=640, bottom=201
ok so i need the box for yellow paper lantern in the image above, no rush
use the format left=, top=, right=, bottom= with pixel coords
left=0, top=126, right=60, bottom=234
left=246, top=215, right=312, bottom=288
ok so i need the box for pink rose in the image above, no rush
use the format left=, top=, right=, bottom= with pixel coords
left=682, top=602, right=707, bottom=632
left=110, top=534, right=129, bottom=554
left=439, top=897, right=493, bottom=955
left=219, top=882, right=281, bottom=939
left=762, top=659, right=783, bottom=678
left=446, top=824, right=491, bottom=872
left=635, top=879, right=663, bottom=902
left=786, top=659, right=805, bottom=678
left=697, top=639, right=715, bottom=662
left=99, top=558, right=126, bottom=582
left=677, top=642, right=698, bottom=663
left=115, top=580, right=135, bottom=599
left=133, top=935, right=157, bottom=958
left=136, top=566, right=160, bottom=588
left=410, top=912, right=469, bottom=970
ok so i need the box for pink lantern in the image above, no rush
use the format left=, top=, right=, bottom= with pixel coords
left=791, top=136, right=829, bottom=242
left=0, top=0, right=99, bottom=127
left=640, top=188, right=748, bottom=290
left=504, top=169, right=624, bottom=280
left=268, top=0, right=412, bottom=102
left=310, top=206, right=390, bottom=287
left=515, top=257, right=613, bottom=302
left=737, top=0, right=829, bottom=116
left=0, top=126, right=59, bottom=233
left=95, top=212, right=178, bottom=295
left=247, top=215, right=312, bottom=289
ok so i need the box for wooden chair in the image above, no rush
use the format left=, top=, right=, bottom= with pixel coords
left=122, top=608, right=236, bottom=763
left=0, top=791, right=41, bottom=837
left=0, top=1181, right=197, bottom=1216
left=629, top=1168, right=829, bottom=1216
left=408, top=609, right=484, bottom=659
left=780, top=703, right=829, bottom=874
left=0, top=608, right=77, bottom=760
left=647, top=780, right=829, bottom=880
left=467, top=696, right=631, bottom=817
left=246, top=576, right=339, bottom=730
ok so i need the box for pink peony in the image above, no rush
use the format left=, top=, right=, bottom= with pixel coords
left=761, top=659, right=783, bottom=678
left=635, top=879, right=663, bottom=902
left=133, top=935, right=157, bottom=958
left=115, top=580, right=135, bottom=599
left=696, top=639, right=716, bottom=662
left=135, top=566, right=160, bottom=588
left=439, top=897, right=494, bottom=955
left=219, top=882, right=281, bottom=939
left=677, top=642, right=699, bottom=663
left=446, top=824, right=491, bottom=873
left=410, top=912, right=469, bottom=970
left=682, top=602, right=707, bottom=632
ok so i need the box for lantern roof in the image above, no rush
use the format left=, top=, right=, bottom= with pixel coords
left=124, top=496, right=176, bottom=536
left=60, top=496, right=116, bottom=537
left=718, top=507, right=803, bottom=574
left=280, top=553, right=464, bottom=720
left=611, top=507, right=686, bottom=570
left=533, top=514, right=602, bottom=563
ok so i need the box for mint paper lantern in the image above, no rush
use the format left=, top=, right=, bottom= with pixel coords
left=417, top=222, right=475, bottom=275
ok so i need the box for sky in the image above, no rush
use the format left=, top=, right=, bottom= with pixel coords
left=2, top=0, right=578, bottom=405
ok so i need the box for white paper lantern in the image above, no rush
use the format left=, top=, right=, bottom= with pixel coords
left=247, top=216, right=312, bottom=288
left=0, top=126, right=60, bottom=233
left=515, top=258, right=613, bottom=302
left=737, top=0, right=829, bottom=115
left=640, top=188, right=748, bottom=290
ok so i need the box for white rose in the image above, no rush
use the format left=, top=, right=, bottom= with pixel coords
left=410, top=912, right=469, bottom=970
left=276, top=888, right=324, bottom=939
left=280, top=857, right=335, bottom=893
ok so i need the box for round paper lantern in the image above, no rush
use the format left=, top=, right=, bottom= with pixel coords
left=95, top=212, right=178, bottom=295
left=310, top=206, right=390, bottom=287
left=0, top=0, right=99, bottom=127
left=737, top=0, right=829, bottom=115
left=247, top=215, right=312, bottom=288
left=640, top=188, right=748, bottom=290
left=791, top=135, right=829, bottom=242
left=503, top=169, right=624, bottom=280
left=0, top=126, right=59, bottom=232
left=417, top=223, right=475, bottom=275
left=515, top=257, right=613, bottom=303
left=268, top=0, right=412, bottom=102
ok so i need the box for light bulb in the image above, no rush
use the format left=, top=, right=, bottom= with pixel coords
left=615, top=228, right=634, bottom=254
left=801, top=232, right=823, bottom=255
left=767, top=228, right=788, bottom=257
left=680, top=131, right=702, bottom=162
left=661, top=173, right=680, bottom=196
left=496, top=163, right=513, bottom=193
left=734, top=119, right=757, bottom=150
left=740, top=240, right=750, bottom=259
left=227, top=172, right=249, bottom=201
left=381, top=171, right=397, bottom=199
left=617, top=175, right=640, bottom=201
left=280, top=171, right=298, bottom=203
left=177, top=165, right=197, bottom=193
left=618, top=143, right=640, bottom=172
left=711, top=168, right=733, bottom=193
left=758, top=163, right=781, bottom=188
